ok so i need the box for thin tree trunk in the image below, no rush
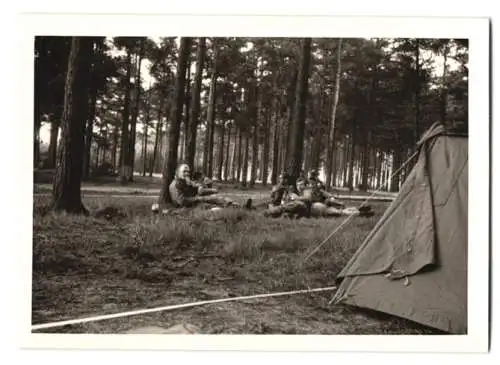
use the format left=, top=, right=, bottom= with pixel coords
left=83, top=90, right=97, bottom=179
left=127, top=43, right=145, bottom=182
left=311, top=94, right=324, bottom=172
left=224, top=123, right=232, bottom=180
left=180, top=126, right=186, bottom=163
left=390, top=147, right=402, bottom=192
left=231, top=126, right=239, bottom=181
left=119, top=50, right=132, bottom=184
left=186, top=37, right=206, bottom=171
left=326, top=38, right=343, bottom=188
left=206, top=82, right=217, bottom=177
left=241, top=132, right=250, bottom=187
left=203, top=44, right=218, bottom=177
left=236, top=127, right=243, bottom=182
left=347, top=130, right=356, bottom=190
left=83, top=40, right=102, bottom=179
left=112, top=122, right=118, bottom=172
left=149, top=98, right=164, bottom=176
left=270, top=93, right=281, bottom=185
left=285, top=68, right=298, bottom=162
left=51, top=37, right=93, bottom=214
left=250, top=124, right=258, bottom=187
left=342, top=136, right=350, bottom=188
left=304, top=137, right=311, bottom=173
left=262, top=107, right=271, bottom=186
left=158, top=37, right=192, bottom=206
left=332, top=141, right=340, bottom=187
left=183, top=58, right=192, bottom=157
left=142, top=88, right=152, bottom=176
left=360, top=132, right=371, bottom=191
left=217, top=123, right=225, bottom=180
left=285, top=38, right=312, bottom=185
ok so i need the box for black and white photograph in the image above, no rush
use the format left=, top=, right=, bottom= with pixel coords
left=17, top=11, right=490, bottom=354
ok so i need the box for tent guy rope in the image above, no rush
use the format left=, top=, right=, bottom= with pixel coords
left=31, top=286, right=337, bottom=331
left=300, top=150, right=420, bottom=264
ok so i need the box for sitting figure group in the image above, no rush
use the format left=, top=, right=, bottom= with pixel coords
left=152, top=164, right=373, bottom=219
left=263, top=170, right=374, bottom=219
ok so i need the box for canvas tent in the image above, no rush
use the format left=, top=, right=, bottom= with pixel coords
left=331, top=122, right=468, bottom=334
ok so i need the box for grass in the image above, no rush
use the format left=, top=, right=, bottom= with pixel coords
left=31, top=189, right=440, bottom=335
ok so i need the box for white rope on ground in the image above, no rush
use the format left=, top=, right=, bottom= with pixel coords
left=31, top=286, right=337, bottom=331
left=300, top=150, right=420, bottom=264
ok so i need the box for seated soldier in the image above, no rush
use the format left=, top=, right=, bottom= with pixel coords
left=307, top=169, right=345, bottom=209
left=263, top=172, right=308, bottom=218
left=300, top=171, right=374, bottom=218
left=191, top=171, right=216, bottom=195
left=166, top=164, right=251, bottom=210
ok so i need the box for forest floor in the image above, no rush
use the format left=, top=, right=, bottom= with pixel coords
left=31, top=172, right=439, bottom=335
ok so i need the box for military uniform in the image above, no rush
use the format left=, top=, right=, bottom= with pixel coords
left=169, top=178, right=203, bottom=207
left=265, top=180, right=309, bottom=218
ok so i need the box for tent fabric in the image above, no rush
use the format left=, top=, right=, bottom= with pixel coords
left=332, top=123, right=468, bottom=334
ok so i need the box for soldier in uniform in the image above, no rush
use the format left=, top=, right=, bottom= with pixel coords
left=263, top=172, right=309, bottom=218
left=166, top=164, right=251, bottom=210
left=305, top=170, right=374, bottom=218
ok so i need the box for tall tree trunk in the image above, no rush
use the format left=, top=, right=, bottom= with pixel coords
left=95, top=146, right=100, bottom=169
left=285, top=38, right=312, bottom=185
left=217, top=123, right=225, bottom=180
left=83, top=89, right=97, bottom=179
left=270, top=93, right=281, bottom=185
left=390, top=147, right=402, bottom=192
left=149, top=98, right=164, bottom=176
left=127, top=42, right=145, bottom=182
left=224, top=123, right=232, bottom=180
left=249, top=84, right=259, bottom=187
left=304, top=137, right=311, bottom=173
left=241, top=132, right=250, bottom=187
left=285, top=67, right=298, bottom=160
left=333, top=141, right=341, bottom=187
left=231, top=126, right=239, bottom=181
left=186, top=38, right=206, bottom=171
left=82, top=39, right=102, bottom=179
left=158, top=37, right=192, bottom=206
left=347, top=126, right=356, bottom=191
left=203, top=44, right=218, bottom=177
left=236, top=127, right=243, bottom=182
left=207, top=85, right=217, bottom=177
left=119, top=50, right=132, bottom=184
left=183, top=59, right=192, bottom=157
left=142, top=122, right=148, bottom=176
left=51, top=37, right=93, bottom=214
left=360, top=132, right=371, bottom=191
left=142, top=87, right=152, bottom=176
left=311, top=93, right=324, bottom=172
left=262, top=107, right=271, bottom=186
left=343, top=136, right=350, bottom=188
left=311, top=124, right=323, bottom=171
left=179, top=130, right=185, bottom=162
left=326, top=38, right=343, bottom=188
left=250, top=124, right=258, bottom=187
left=112, top=122, right=119, bottom=171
